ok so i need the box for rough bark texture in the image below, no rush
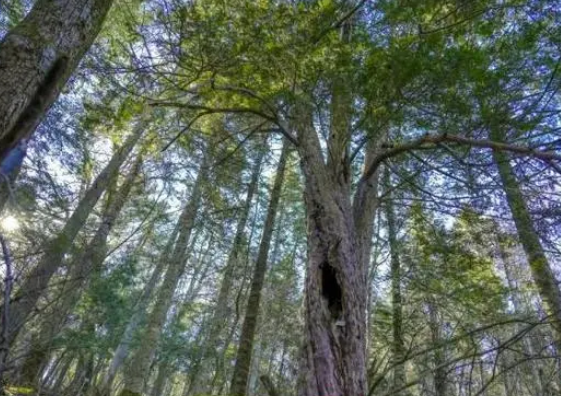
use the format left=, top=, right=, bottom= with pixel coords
left=384, top=169, right=408, bottom=396
left=0, top=125, right=143, bottom=351
left=295, top=95, right=374, bottom=396
left=119, top=159, right=207, bottom=396
left=229, top=141, right=288, bottom=396
left=18, top=153, right=142, bottom=386
left=491, top=130, right=561, bottom=348
left=0, top=0, right=113, bottom=159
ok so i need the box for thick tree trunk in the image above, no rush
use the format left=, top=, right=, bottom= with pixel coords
left=490, top=130, right=561, bottom=349
left=229, top=141, right=288, bottom=396
left=1, top=124, right=143, bottom=353
left=0, top=0, right=113, bottom=158
left=295, top=105, right=370, bottom=396
left=18, top=153, right=142, bottom=386
left=384, top=169, right=408, bottom=396
left=119, top=159, right=207, bottom=396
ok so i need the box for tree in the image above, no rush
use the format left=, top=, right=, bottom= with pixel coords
left=119, top=151, right=208, bottom=396
left=1, top=120, right=144, bottom=356
left=18, top=150, right=143, bottom=386
left=230, top=139, right=289, bottom=396
left=2, top=1, right=561, bottom=396
left=0, top=0, right=114, bottom=159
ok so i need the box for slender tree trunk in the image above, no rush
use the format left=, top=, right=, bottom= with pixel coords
left=17, top=152, right=142, bottom=386
left=119, top=158, right=207, bottom=396
left=0, top=0, right=113, bottom=158
left=428, top=301, right=448, bottom=396
left=150, top=362, right=169, bottom=396
left=496, top=232, right=545, bottom=395
left=51, top=354, right=74, bottom=391
left=384, top=168, right=408, bottom=396
left=1, top=124, right=143, bottom=356
left=40, top=352, right=63, bottom=389
left=101, top=225, right=174, bottom=393
left=229, top=141, right=289, bottom=396
left=189, top=149, right=264, bottom=394
left=66, top=355, right=87, bottom=395
left=0, top=165, right=21, bottom=213
left=490, top=129, right=561, bottom=349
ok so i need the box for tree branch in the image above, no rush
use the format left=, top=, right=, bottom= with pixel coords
left=361, top=133, right=561, bottom=182
left=150, top=101, right=298, bottom=146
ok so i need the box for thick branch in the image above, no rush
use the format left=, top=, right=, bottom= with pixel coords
left=362, top=133, right=561, bottom=182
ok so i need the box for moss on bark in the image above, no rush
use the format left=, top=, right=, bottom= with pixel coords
left=118, top=389, right=142, bottom=396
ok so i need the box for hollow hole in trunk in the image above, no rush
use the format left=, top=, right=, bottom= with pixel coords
left=321, top=262, right=342, bottom=320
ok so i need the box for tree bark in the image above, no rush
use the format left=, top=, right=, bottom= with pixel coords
left=229, top=140, right=289, bottom=396
left=0, top=0, right=113, bottom=159
left=18, top=152, right=142, bottom=386
left=294, top=96, right=378, bottom=396
left=119, top=157, right=207, bottom=396
left=490, top=129, right=561, bottom=349
left=0, top=123, right=143, bottom=352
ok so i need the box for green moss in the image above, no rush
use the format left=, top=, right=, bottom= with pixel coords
left=118, top=389, right=142, bottom=396
left=4, top=385, right=35, bottom=395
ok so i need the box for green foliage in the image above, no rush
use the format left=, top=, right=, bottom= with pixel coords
left=407, top=205, right=507, bottom=321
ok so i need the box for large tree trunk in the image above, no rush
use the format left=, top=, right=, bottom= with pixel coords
left=18, top=152, right=143, bottom=386
left=490, top=130, right=561, bottom=349
left=384, top=169, right=408, bottom=396
left=0, top=0, right=113, bottom=158
left=295, top=99, right=375, bottom=396
left=229, top=141, right=289, bottom=396
left=0, top=124, right=143, bottom=353
left=119, top=158, right=207, bottom=396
